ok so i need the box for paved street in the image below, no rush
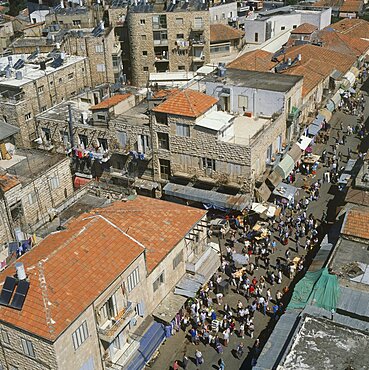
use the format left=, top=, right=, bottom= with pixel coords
left=148, top=91, right=368, bottom=370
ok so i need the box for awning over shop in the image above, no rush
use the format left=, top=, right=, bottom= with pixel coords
left=273, top=182, right=299, bottom=201
left=343, top=71, right=356, bottom=87
left=307, top=123, right=321, bottom=137
left=251, top=202, right=280, bottom=218
left=330, top=90, right=342, bottom=109
left=312, top=113, right=325, bottom=128
left=275, top=154, right=294, bottom=179
left=255, top=182, right=271, bottom=202
left=251, top=202, right=268, bottom=215
left=288, top=143, right=302, bottom=163
left=296, top=135, right=312, bottom=150
left=319, top=108, right=332, bottom=122
left=163, top=183, right=249, bottom=211
left=174, top=273, right=206, bottom=298
left=350, top=66, right=359, bottom=77
left=152, top=292, right=187, bottom=325
left=326, top=99, right=335, bottom=113
left=267, top=170, right=283, bottom=188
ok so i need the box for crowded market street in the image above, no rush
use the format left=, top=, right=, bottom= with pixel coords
left=149, top=84, right=369, bottom=370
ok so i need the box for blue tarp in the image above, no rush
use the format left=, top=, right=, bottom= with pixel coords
left=126, top=321, right=166, bottom=370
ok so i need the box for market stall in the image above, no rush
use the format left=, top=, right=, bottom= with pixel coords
left=272, top=182, right=299, bottom=203
left=275, top=154, right=294, bottom=179
left=296, top=135, right=312, bottom=151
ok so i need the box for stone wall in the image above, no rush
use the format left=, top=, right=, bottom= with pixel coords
left=0, top=57, right=90, bottom=148
left=0, top=322, right=58, bottom=370
left=127, top=10, right=210, bottom=86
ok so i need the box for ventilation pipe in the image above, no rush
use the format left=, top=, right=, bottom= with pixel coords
left=15, top=262, right=26, bottom=281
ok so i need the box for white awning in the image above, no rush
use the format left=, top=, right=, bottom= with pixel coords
left=275, top=154, right=295, bottom=179
left=152, top=292, right=187, bottom=324
left=343, top=71, right=356, bottom=87
left=296, top=135, right=312, bottom=150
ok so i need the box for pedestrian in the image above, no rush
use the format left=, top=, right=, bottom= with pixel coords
left=239, top=323, right=245, bottom=339
left=195, top=350, right=203, bottom=366
left=218, top=358, right=225, bottom=370
left=223, top=329, right=230, bottom=346
left=236, top=342, right=244, bottom=359
left=173, top=360, right=179, bottom=370
left=183, top=353, right=189, bottom=369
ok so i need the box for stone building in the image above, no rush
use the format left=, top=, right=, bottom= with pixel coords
left=0, top=53, right=90, bottom=148
left=63, top=26, right=123, bottom=86
left=0, top=148, right=73, bottom=244
left=127, top=0, right=211, bottom=87
left=0, top=196, right=219, bottom=370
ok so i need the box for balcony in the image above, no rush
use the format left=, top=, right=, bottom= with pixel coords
left=191, top=39, right=205, bottom=46
left=153, top=39, right=168, bottom=46
left=105, top=337, right=140, bottom=369
left=192, top=22, right=205, bottom=31
left=98, top=301, right=134, bottom=343
left=287, top=106, right=300, bottom=124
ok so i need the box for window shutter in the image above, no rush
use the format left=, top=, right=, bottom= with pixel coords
left=137, top=301, right=145, bottom=317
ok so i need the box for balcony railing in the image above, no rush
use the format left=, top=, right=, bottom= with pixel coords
left=98, top=301, right=133, bottom=342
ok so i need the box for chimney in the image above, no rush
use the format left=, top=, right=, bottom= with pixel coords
left=100, top=20, right=105, bottom=31
left=55, top=42, right=61, bottom=49
left=15, top=262, right=26, bottom=280
left=287, top=58, right=291, bottom=65
left=15, top=71, right=23, bottom=80
left=40, top=61, right=46, bottom=70
left=297, top=53, right=302, bottom=61
left=60, top=0, right=64, bottom=8
left=7, top=56, right=13, bottom=67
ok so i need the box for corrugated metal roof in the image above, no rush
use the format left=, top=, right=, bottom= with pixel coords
left=163, top=183, right=250, bottom=211
left=0, top=121, right=19, bottom=140
left=338, top=286, right=369, bottom=318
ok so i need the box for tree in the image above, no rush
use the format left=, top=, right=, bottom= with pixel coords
left=7, top=0, right=27, bottom=16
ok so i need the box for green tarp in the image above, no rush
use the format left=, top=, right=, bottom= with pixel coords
left=288, top=268, right=340, bottom=312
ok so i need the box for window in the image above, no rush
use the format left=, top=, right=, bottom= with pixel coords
left=72, top=321, right=89, bottom=350
left=140, top=19, right=145, bottom=25
left=41, top=105, right=47, bottom=112
left=143, top=66, right=149, bottom=72
left=1, top=330, right=9, bottom=344
left=117, top=131, right=127, bottom=148
left=142, top=50, right=148, bottom=56
left=37, top=85, right=44, bottom=93
left=222, top=13, right=226, bottom=19
left=238, top=95, right=248, bottom=110
left=153, top=272, right=164, bottom=292
left=73, top=19, right=81, bottom=26
left=177, top=49, right=186, bottom=56
left=202, top=157, right=216, bottom=170
left=175, top=17, right=183, bottom=25
left=281, top=26, right=285, bottom=31
left=152, top=14, right=167, bottom=29
left=97, top=114, right=106, bottom=121
left=68, top=73, right=74, bottom=80
left=176, top=123, right=190, bottom=137
left=159, top=159, right=170, bottom=180
left=100, top=292, right=118, bottom=321
left=79, top=134, right=88, bottom=148
left=293, top=24, right=297, bottom=29
left=59, top=77, right=63, bottom=83
left=25, top=112, right=32, bottom=121
left=137, top=134, right=150, bottom=153
left=21, top=338, right=35, bottom=358
left=215, top=15, right=218, bottom=21
left=97, top=64, right=106, bottom=72
left=50, top=175, right=60, bottom=190
left=194, top=17, right=203, bottom=29
left=173, top=250, right=183, bottom=270
left=127, top=267, right=140, bottom=292
left=155, top=112, right=167, bottom=125
left=157, top=132, right=169, bottom=150
left=266, top=144, right=273, bottom=161
left=60, top=130, right=69, bottom=144
left=141, top=34, right=147, bottom=40
left=28, top=191, right=37, bottom=205
left=176, top=33, right=184, bottom=39
left=254, top=33, right=259, bottom=42
left=98, top=138, right=108, bottom=150
left=95, top=44, right=104, bottom=53
left=178, top=65, right=185, bottom=71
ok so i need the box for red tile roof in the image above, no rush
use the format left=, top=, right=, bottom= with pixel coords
left=342, top=208, right=369, bottom=240
left=227, top=50, right=277, bottom=72
left=153, top=89, right=218, bottom=118
left=0, top=196, right=206, bottom=340
left=0, top=174, right=20, bottom=192
left=331, top=18, right=369, bottom=39
left=291, top=23, right=318, bottom=35
left=339, top=0, right=362, bottom=12
left=210, top=24, right=245, bottom=43
left=90, top=93, right=132, bottom=110
left=279, top=44, right=356, bottom=96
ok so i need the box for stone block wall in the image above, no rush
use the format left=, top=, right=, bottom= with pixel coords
left=0, top=323, right=58, bottom=370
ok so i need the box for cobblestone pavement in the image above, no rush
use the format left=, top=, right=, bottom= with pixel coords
left=148, top=91, right=368, bottom=370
